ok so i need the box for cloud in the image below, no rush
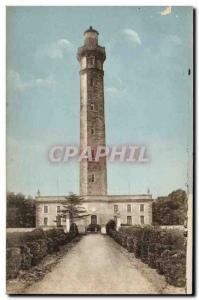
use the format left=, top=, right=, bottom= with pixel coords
left=36, top=38, right=73, bottom=60
left=122, top=28, right=141, bottom=45
left=105, top=86, right=124, bottom=97
left=160, top=6, right=172, bottom=16
left=35, top=74, right=56, bottom=88
left=7, top=70, right=56, bottom=92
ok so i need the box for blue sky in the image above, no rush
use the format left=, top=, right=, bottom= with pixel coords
left=6, top=6, right=193, bottom=198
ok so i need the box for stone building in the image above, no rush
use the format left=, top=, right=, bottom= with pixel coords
left=36, top=27, right=153, bottom=232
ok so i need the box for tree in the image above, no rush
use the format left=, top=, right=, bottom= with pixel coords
left=22, top=196, right=36, bottom=227
left=152, top=189, right=187, bottom=226
left=56, top=193, right=89, bottom=229
left=7, top=192, right=36, bottom=228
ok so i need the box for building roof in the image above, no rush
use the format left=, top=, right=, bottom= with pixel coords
left=35, top=194, right=153, bottom=203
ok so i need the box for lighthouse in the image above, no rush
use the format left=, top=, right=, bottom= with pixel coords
left=77, top=26, right=107, bottom=196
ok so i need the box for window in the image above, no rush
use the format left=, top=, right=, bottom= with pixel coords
left=114, top=205, right=118, bottom=213
left=91, top=127, right=95, bottom=134
left=44, top=217, right=48, bottom=226
left=140, top=216, right=144, bottom=225
left=140, top=204, right=144, bottom=212
left=91, top=57, right=95, bottom=65
left=44, top=205, right=48, bottom=213
left=114, top=216, right=117, bottom=224
left=97, top=60, right=102, bottom=70
left=90, top=78, right=94, bottom=87
left=127, top=216, right=132, bottom=225
left=127, top=204, right=131, bottom=212
left=91, top=173, right=95, bottom=182
left=88, top=57, right=95, bottom=69
left=91, top=103, right=94, bottom=111
left=91, top=149, right=95, bottom=160
left=57, top=206, right=61, bottom=213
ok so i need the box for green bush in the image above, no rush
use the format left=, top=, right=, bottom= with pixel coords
left=7, top=228, right=46, bottom=248
left=6, top=247, right=22, bottom=279
left=26, top=241, right=42, bottom=265
left=70, top=223, right=79, bottom=235
left=7, top=227, right=78, bottom=280
left=107, top=224, right=186, bottom=287
left=106, top=220, right=116, bottom=234
left=20, top=245, right=32, bottom=270
left=46, top=237, right=59, bottom=253
left=148, top=243, right=172, bottom=269
left=158, top=249, right=186, bottom=287
left=126, top=236, right=134, bottom=252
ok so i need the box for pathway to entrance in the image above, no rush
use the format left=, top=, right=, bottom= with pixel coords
left=24, top=234, right=184, bottom=294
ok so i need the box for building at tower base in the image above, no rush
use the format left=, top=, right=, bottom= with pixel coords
left=36, top=194, right=153, bottom=233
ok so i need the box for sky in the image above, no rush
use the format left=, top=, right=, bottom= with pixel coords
left=6, top=6, right=193, bottom=198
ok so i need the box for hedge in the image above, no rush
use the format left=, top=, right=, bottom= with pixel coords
left=7, top=228, right=78, bottom=280
left=107, top=224, right=186, bottom=288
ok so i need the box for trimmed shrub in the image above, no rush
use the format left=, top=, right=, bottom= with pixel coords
left=107, top=224, right=186, bottom=287
left=6, top=247, right=22, bottom=279
left=126, top=236, right=134, bottom=252
left=70, top=223, right=79, bottom=235
left=106, top=220, right=116, bottom=234
left=46, top=237, right=59, bottom=253
left=121, top=233, right=128, bottom=248
left=133, top=238, right=142, bottom=258
left=24, top=228, right=46, bottom=242
left=26, top=241, right=42, bottom=266
left=6, top=227, right=78, bottom=280
left=20, top=245, right=32, bottom=270
left=158, top=249, right=186, bottom=287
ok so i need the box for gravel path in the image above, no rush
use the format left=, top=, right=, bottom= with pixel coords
left=24, top=234, right=183, bottom=294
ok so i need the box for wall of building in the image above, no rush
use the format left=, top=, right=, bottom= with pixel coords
left=36, top=197, right=152, bottom=229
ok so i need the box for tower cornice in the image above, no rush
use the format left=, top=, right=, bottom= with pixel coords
left=79, top=69, right=104, bottom=76
left=77, top=46, right=106, bottom=62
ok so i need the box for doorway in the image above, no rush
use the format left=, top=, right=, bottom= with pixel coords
left=91, top=215, right=97, bottom=225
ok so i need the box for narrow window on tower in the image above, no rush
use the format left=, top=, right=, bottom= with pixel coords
left=97, top=60, right=102, bottom=70
left=91, top=173, right=95, bottom=182
left=91, top=127, right=95, bottom=134
left=91, top=149, right=95, bottom=160
left=90, top=78, right=94, bottom=87
left=90, top=56, right=95, bottom=66
left=88, top=56, right=95, bottom=68
left=91, top=103, right=94, bottom=111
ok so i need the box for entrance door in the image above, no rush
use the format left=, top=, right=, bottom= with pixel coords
left=91, top=215, right=97, bottom=225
